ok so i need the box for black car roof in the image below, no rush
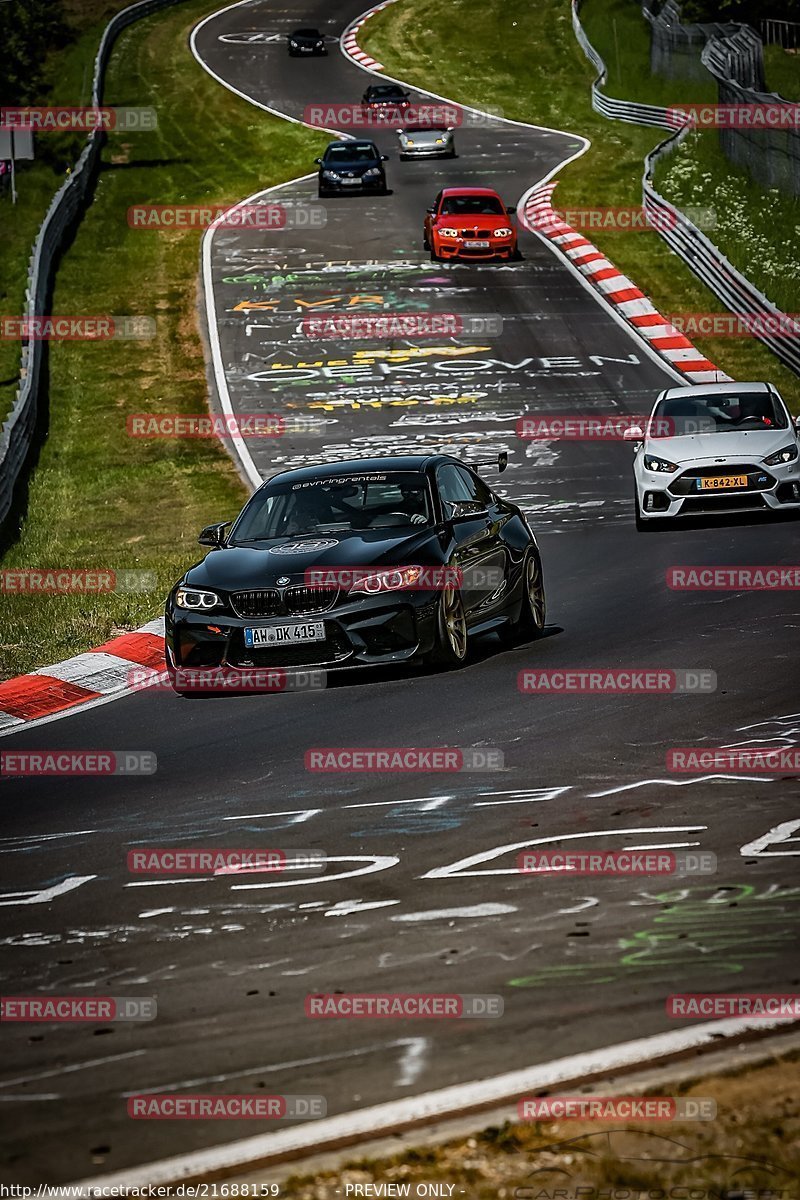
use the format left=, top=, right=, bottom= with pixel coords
left=367, top=84, right=407, bottom=94
left=292, top=27, right=320, bottom=34
left=263, top=455, right=458, bottom=487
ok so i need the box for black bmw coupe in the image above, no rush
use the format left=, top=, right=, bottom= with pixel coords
left=165, top=454, right=545, bottom=691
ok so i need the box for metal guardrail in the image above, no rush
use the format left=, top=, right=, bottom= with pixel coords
left=571, top=0, right=675, bottom=129
left=0, top=0, right=185, bottom=529
left=571, top=0, right=800, bottom=380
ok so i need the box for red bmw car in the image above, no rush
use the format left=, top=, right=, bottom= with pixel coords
left=424, top=186, right=519, bottom=261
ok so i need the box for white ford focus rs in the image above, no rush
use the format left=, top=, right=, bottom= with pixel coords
left=626, top=382, right=800, bottom=529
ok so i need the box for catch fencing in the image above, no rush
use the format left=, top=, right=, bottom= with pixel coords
left=0, top=0, right=185, bottom=529
left=571, top=0, right=800, bottom=378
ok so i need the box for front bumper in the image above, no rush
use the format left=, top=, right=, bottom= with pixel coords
left=400, top=143, right=452, bottom=157
left=165, top=592, right=440, bottom=674
left=635, top=457, right=800, bottom=519
left=319, top=175, right=385, bottom=193
left=433, top=236, right=516, bottom=260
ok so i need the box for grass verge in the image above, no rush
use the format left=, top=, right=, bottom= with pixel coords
left=764, top=43, right=800, bottom=100
left=360, top=0, right=800, bottom=410
left=277, top=1050, right=800, bottom=1197
left=0, top=1, right=144, bottom=424
left=0, top=0, right=328, bottom=679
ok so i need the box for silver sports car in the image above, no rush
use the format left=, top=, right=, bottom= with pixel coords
left=397, top=124, right=455, bottom=160
left=626, top=381, right=800, bottom=527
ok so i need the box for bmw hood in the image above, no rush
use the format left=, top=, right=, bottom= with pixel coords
left=644, top=428, right=793, bottom=463
left=183, top=529, right=437, bottom=589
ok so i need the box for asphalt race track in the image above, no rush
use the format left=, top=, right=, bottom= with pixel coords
left=1, top=0, right=799, bottom=1184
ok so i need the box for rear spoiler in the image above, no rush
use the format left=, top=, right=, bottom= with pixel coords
left=473, top=451, right=508, bottom=473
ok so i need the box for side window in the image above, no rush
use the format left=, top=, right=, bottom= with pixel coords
left=455, top=465, right=493, bottom=507
left=437, top=464, right=474, bottom=504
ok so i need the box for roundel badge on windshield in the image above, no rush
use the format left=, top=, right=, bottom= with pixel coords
left=268, top=539, right=339, bottom=555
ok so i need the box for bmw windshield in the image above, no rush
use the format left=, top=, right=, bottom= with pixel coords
left=229, top=473, right=433, bottom=542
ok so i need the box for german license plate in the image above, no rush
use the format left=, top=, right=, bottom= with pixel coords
left=244, top=622, right=325, bottom=648
left=698, top=475, right=748, bottom=491
left=464, top=240, right=490, bottom=248
left=341, top=178, right=360, bottom=185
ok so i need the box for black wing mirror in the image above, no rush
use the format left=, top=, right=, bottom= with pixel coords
left=505, top=204, right=516, bottom=214
left=314, top=157, right=323, bottom=165
left=426, top=205, right=436, bottom=214
left=446, top=500, right=488, bottom=523
left=381, top=154, right=389, bottom=161
left=198, top=521, right=230, bottom=548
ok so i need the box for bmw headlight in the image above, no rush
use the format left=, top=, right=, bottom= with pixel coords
left=349, top=566, right=423, bottom=595
left=764, top=444, right=799, bottom=466
left=493, top=227, right=513, bottom=237
left=643, top=454, right=679, bottom=473
left=439, top=227, right=459, bottom=237
left=175, top=586, right=221, bottom=611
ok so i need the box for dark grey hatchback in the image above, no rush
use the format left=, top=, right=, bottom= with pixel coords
left=316, top=140, right=388, bottom=197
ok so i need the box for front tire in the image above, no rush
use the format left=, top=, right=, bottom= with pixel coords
left=428, top=583, right=468, bottom=667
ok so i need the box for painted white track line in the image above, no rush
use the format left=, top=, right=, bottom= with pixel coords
left=74, top=1016, right=798, bottom=1189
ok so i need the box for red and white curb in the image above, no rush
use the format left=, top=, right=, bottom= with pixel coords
left=0, top=618, right=165, bottom=734
left=341, top=0, right=398, bottom=71
left=522, top=183, right=732, bottom=385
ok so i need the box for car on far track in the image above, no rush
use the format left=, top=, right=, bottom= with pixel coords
left=424, top=186, right=519, bottom=261
left=362, top=83, right=411, bottom=117
left=398, top=122, right=455, bottom=160
left=626, top=381, right=800, bottom=528
left=287, top=27, right=326, bottom=55
left=164, top=454, right=546, bottom=692
left=316, top=140, right=388, bottom=197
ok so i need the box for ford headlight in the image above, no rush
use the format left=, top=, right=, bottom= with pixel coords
left=764, top=444, right=799, bottom=466
left=643, top=454, right=678, bottom=473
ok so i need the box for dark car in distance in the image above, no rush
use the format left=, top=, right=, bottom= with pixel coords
left=165, top=455, right=546, bottom=691
left=287, top=27, right=326, bottom=55
left=362, top=83, right=411, bottom=112
left=316, top=140, right=388, bottom=196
